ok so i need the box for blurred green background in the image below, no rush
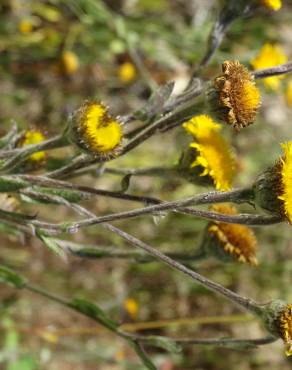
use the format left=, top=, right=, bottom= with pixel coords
left=0, top=0, right=291, bottom=369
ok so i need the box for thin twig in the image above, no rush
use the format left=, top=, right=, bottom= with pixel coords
left=54, top=199, right=263, bottom=316
left=0, top=135, right=69, bottom=172
left=253, top=62, right=292, bottom=79
left=18, top=174, right=161, bottom=205
left=0, top=187, right=281, bottom=235
left=97, top=223, right=263, bottom=315
left=188, top=2, right=254, bottom=83
left=128, top=46, right=158, bottom=91
left=148, top=335, right=277, bottom=347
left=17, top=196, right=263, bottom=314
left=28, top=189, right=280, bottom=232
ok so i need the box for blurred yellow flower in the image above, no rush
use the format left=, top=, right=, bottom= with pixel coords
left=124, top=298, right=139, bottom=319
left=118, top=62, right=137, bottom=83
left=208, top=204, right=258, bottom=266
left=61, top=50, right=79, bottom=75
left=39, top=330, right=59, bottom=344
left=286, top=80, right=292, bottom=107
left=260, top=0, right=282, bottom=11
left=21, top=130, right=46, bottom=162
left=251, top=44, right=288, bottom=90
left=70, top=101, right=122, bottom=156
left=183, top=115, right=235, bottom=191
left=18, top=19, right=34, bottom=34
left=114, top=349, right=126, bottom=361
left=212, top=61, right=261, bottom=129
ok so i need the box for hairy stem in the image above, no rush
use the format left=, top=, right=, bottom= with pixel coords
left=0, top=135, right=69, bottom=172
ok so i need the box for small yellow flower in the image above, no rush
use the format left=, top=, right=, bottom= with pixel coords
left=277, top=304, right=292, bottom=356
left=260, top=0, right=282, bottom=11
left=207, top=204, right=258, bottom=266
left=286, top=80, right=292, bottom=107
left=212, top=61, right=261, bottom=129
left=61, top=50, right=79, bottom=75
left=20, top=130, right=46, bottom=162
left=70, top=101, right=123, bottom=156
left=118, top=62, right=136, bottom=83
left=123, top=298, right=139, bottom=320
left=18, top=19, right=34, bottom=34
left=183, top=115, right=235, bottom=191
left=251, top=44, right=288, bottom=90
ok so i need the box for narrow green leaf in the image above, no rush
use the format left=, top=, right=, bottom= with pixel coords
left=131, top=341, right=157, bottom=370
left=36, top=231, right=66, bottom=260
left=68, top=246, right=113, bottom=258
left=70, top=298, right=118, bottom=331
left=36, top=187, right=91, bottom=203
left=0, top=265, right=26, bottom=288
left=0, top=122, right=18, bottom=149
left=0, top=176, right=29, bottom=192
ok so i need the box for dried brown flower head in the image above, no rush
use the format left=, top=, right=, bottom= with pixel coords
left=212, top=61, right=261, bottom=129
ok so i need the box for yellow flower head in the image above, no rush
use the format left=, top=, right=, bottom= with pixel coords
left=212, top=61, right=261, bottom=129
left=251, top=44, right=288, bottom=90
left=123, top=298, right=139, bottom=320
left=286, top=80, right=292, bottom=107
left=19, top=130, right=46, bottom=162
left=207, top=204, right=258, bottom=266
left=61, top=50, right=79, bottom=75
left=183, top=115, right=235, bottom=191
left=277, top=304, right=292, bottom=356
left=70, top=101, right=123, bottom=156
left=254, top=142, right=292, bottom=224
left=18, top=19, right=34, bottom=34
left=277, top=142, right=292, bottom=223
left=260, top=0, right=282, bottom=11
left=118, top=62, right=137, bottom=83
